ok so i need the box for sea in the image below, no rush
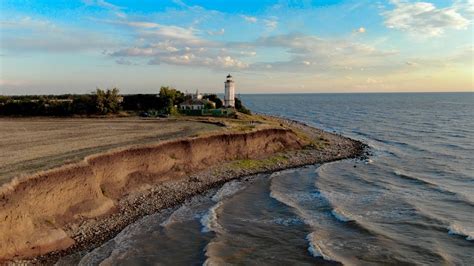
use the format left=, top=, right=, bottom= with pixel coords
left=76, top=93, right=474, bottom=265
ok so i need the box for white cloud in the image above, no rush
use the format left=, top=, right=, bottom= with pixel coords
left=264, top=19, right=278, bottom=30
left=82, top=0, right=121, bottom=10
left=148, top=53, right=248, bottom=69
left=242, top=15, right=258, bottom=23
left=383, top=0, right=470, bottom=37
left=101, top=19, right=199, bottom=39
left=144, top=25, right=199, bottom=40
left=404, top=45, right=474, bottom=68
left=240, top=51, right=257, bottom=56
left=0, top=16, right=58, bottom=31
left=247, top=33, right=398, bottom=72
left=207, top=28, right=225, bottom=36
left=355, top=27, right=366, bottom=33
left=0, top=17, right=116, bottom=52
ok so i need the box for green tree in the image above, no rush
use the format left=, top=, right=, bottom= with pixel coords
left=202, top=94, right=223, bottom=108
left=235, top=98, right=251, bottom=115
left=95, top=88, right=121, bottom=115
left=158, top=86, right=185, bottom=114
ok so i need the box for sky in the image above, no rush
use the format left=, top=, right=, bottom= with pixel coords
left=0, top=0, right=473, bottom=94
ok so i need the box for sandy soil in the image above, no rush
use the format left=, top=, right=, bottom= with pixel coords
left=0, top=117, right=220, bottom=184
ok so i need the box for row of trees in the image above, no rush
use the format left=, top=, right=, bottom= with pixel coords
left=0, top=87, right=251, bottom=116
left=0, top=88, right=124, bottom=116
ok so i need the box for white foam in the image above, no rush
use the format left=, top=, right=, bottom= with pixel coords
left=331, top=208, right=354, bottom=223
left=160, top=194, right=213, bottom=227
left=273, top=217, right=304, bottom=226
left=201, top=180, right=247, bottom=233
left=448, top=223, right=474, bottom=241
left=306, top=233, right=333, bottom=261
left=200, top=202, right=223, bottom=233
left=212, top=180, right=246, bottom=202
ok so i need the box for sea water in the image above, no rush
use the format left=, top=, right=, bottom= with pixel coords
left=77, top=92, right=474, bottom=265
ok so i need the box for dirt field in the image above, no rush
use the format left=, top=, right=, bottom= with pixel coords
left=0, top=117, right=221, bottom=184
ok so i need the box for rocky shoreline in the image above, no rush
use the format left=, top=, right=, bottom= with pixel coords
left=17, top=117, right=368, bottom=264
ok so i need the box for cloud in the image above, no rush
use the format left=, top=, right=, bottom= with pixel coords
left=0, top=16, right=58, bottom=31
left=0, top=17, right=116, bottom=53
left=240, top=51, right=257, bottom=56
left=82, top=0, right=122, bottom=10
left=207, top=28, right=225, bottom=36
left=383, top=0, right=470, bottom=37
left=404, top=45, right=474, bottom=68
left=82, top=0, right=121, bottom=10
left=148, top=54, right=248, bottom=69
left=107, top=18, right=245, bottom=70
left=264, top=19, right=278, bottom=30
left=245, top=33, right=398, bottom=72
left=355, top=27, right=366, bottom=33
left=242, top=15, right=258, bottom=23
left=141, top=25, right=200, bottom=41
left=241, top=15, right=277, bottom=30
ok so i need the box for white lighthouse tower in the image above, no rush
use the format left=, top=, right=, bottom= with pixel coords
left=224, top=74, right=235, bottom=108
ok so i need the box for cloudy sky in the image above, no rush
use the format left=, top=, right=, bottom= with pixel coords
left=0, top=0, right=472, bottom=94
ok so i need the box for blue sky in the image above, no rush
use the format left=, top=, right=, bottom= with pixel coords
left=0, top=0, right=472, bottom=94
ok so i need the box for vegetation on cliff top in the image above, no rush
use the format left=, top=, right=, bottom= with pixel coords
left=0, top=87, right=251, bottom=117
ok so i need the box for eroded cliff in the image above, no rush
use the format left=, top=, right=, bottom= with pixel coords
left=0, top=128, right=305, bottom=260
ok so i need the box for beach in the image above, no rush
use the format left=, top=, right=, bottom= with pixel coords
left=0, top=115, right=365, bottom=263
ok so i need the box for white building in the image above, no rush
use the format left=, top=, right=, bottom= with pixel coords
left=179, top=90, right=215, bottom=111
left=224, top=74, right=235, bottom=108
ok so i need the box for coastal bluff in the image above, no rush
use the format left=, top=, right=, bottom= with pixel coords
left=0, top=127, right=305, bottom=261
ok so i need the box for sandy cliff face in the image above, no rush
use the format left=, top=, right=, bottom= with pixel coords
left=0, top=128, right=304, bottom=260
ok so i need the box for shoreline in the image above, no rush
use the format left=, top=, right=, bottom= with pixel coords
left=3, top=115, right=367, bottom=264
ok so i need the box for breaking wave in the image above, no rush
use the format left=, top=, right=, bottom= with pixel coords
left=331, top=208, right=355, bottom=223
left=306, top=233, right=335, bottom=262
left=201, top=180, right=248, bottom=233
left=447, top=223, right=474, bottom=241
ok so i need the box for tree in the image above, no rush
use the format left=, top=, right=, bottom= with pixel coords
left=202, top=94, right=223, bottom=108
left=72, top=95, right=96, bottom=115
left=235, top=98, right=251, bottom=115
left=158, top=86, right=185, bottom=114
left=105, top=88, right=121, bottom=113
left=95, top=88, right=121, bottom=115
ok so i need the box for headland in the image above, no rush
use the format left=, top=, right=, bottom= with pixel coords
left=0, top=114, right=366, bottom=263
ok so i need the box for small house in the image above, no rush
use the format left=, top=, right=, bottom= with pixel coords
left=179, top=98, right=215, bottom=111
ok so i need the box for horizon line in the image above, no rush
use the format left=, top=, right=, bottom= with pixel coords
left=1, top=90, right=473, bottom=96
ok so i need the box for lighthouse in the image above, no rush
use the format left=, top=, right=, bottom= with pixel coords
left=224, top=74, right=235, bottom=108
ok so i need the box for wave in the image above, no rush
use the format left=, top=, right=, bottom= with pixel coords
left=306, top=232, right=335, bottom=262
left=447, top=223, right=474, bottom=241
left=160, top=194, right=213, bottom=227
left=201, top=180, right=247, bottom=233
left=392, top=170, right=474, bottom=208
left=212, top=180, right=247, bottom=202
left=331, top=208, right=355, bottom=223
left=273, top=217, right=304, bottom=226
left=200, top=201, right=224, bottom=233
left=393, top=170, right=458, bottom=196
left=394, top=170, right=435, bottom=185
